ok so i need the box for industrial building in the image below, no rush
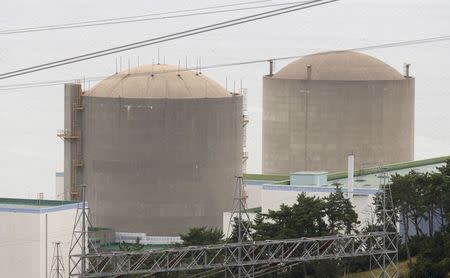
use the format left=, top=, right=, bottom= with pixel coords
left=262, top=50, right=415, bottom=174
left=61, top=64, right=244, bottom=236
left=0, top=198, right=80, bottom=278
left=240, top=155, right=449, bottom=236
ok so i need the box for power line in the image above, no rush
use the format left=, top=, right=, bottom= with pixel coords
left=0, top=1, right=307, bottom=34
left=350, top=35, right=450, bottom=52
left=0, top=0, right=272, bottom=34
left=0, top=34, right=449, bottom=91
left=0, top=0, right=329, bottom=78
left=0, top=0, right=338, bottom=80
left=0, top=76, right=107, bottom=90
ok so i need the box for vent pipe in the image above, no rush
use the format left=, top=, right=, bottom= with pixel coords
left=267, top=60, right=274, bottom=76
left=306, top=64, right=312, bottom=80
left=347, top=154, right=354, bottom=201
left=404, top=63, right=411, bottom=78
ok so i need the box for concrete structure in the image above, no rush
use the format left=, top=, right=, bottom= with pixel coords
left=262, top=51, right=415, bottom=174
left=62, top=64, right=243, bottom=236
left=0, top=198, right=80, bottom=278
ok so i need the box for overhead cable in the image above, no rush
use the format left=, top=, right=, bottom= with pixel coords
left=0, top=0, right=338, bottom=80
left=0, top=1, right=308, bottom=34
left=1, top=34, right=450, bottom=91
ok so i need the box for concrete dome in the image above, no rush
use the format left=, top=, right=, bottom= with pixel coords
left=84, top=64, right=230, bottom=99
left=274, top=51, right=405, bottom=81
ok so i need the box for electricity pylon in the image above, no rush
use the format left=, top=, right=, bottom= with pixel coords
left=370, top=168, right=399, bottom=278
left=68, top=184, right=98, bottom=277
left=51, top=241, right=65, bottom=278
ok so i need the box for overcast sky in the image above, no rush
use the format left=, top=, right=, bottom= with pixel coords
left=0, top=0, right=449, bottom=198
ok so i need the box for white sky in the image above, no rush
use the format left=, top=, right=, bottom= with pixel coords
left=0, top=0, right=449, bottom=198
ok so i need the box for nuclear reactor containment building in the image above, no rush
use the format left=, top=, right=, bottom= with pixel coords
left=262, top=51, right=415, bottom=174
left=61, top=64, right=243, bottom=236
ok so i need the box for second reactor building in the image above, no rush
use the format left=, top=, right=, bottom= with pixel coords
left=61, top=64, right=244, bottom=236
left=263, top=51, right=415, bottom=174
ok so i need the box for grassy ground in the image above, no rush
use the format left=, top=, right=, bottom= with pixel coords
left=344, top=259, right=413, bottom=278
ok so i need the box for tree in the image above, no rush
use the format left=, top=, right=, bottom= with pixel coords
left=119, top=237, right=144, bottom=251
left=386, top=161, right=450, bottom=275
left=409, top=231, right=450, bottom=278
left=253, top=193, right=329, bottom=241
left=324, top=185, right=360, bottom=234
left=390, top=171, right=426, bottom=237
left=179, top=227, right=224, bottom=246
left=228, top=217, right=253, bottom=243
left=252, top=192, right=360, bottom=277
left=390, top=172, right=414, bottom=263
left=437, top=160, right=450, bottom=225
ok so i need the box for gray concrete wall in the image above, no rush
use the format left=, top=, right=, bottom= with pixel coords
left=81, top=95, right=243, bottom=236
left=63, top=83, right=82, bottom=200
left=262, top=77, right=415, bottom=174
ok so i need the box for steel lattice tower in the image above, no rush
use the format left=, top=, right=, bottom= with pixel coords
left=69, top=184, right=98, bottom=277
left=370, top=168, right=399, bottom=278
left=51, top=242, right=65, bottom=278
left=225, top=176, right=254, bottom=277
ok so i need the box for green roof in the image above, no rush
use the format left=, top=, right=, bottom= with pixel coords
left=89, top=227, right=114, bottom=232
left=100, top=243, right=176, bottom=251
left=247, top=207, right=262, bottom=213
left=243, top=173, right=289, bottom=181
left=0, top=198, right=78, bottom=208
left=245, top=156, right=450, bottom=182
left=328, top=155, right=450, bottom=181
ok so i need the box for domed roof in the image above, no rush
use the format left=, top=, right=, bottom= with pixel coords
left=273, top=51, right=405, bottom=81
left=84, top=64, right=230, bottom=99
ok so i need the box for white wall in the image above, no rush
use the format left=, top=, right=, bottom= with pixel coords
left=261, top=188, right=375, bottom=230
left=43, top=208, right=79, bottom=278
left=0, top=207, right=78, bottom=278
left=0, top=212, right=41, bottom=277
left=245, top=184, right=262, bottom=209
